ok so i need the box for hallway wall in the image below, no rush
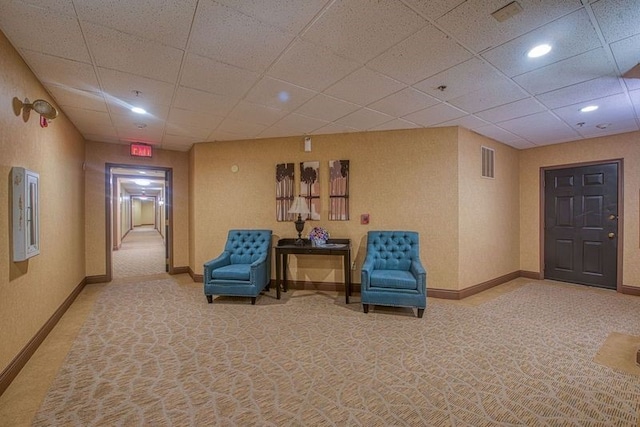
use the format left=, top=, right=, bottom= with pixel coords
left=0, top=30, right=86, bottom=373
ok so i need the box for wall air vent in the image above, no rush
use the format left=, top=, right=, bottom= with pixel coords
left=482, top=146, right=495, bottom=179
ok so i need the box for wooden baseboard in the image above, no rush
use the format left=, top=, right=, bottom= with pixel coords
left=427, top=270, right=542, bottom=300
left=85, top=274, right=109, bottom=284
left=0, top=278, right=86, bottom=397
left=169, top=266, right=189, bottom=275
left=188, top=267, right=203, bottom=282
left=621, top=285, right=640, bottom=296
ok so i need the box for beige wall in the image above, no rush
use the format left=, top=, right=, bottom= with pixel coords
left=0, top=30, right=86, bottom=371
left=191, top=128, right=463, bottom=290
left=458, top=129, right=520, bottom=288
left=519, top=131, right=640, bottom=289
left=84, top=141, right=189, bottom=277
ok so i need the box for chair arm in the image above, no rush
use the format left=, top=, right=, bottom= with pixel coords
left=250, top=255, right=268, bottom=284
left=410, top=260, right=427, bottom=293
left=360, top=256, right=375, bottom=289
left=203, top=252, right=231, bottom=281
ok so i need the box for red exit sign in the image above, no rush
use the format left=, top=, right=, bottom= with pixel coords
left=130, top=143, right=152, bottom=158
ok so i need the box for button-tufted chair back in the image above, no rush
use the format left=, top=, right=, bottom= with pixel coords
left=367, top=231, right=419, bottom=271
left=224, top=230, right=272, bottom=264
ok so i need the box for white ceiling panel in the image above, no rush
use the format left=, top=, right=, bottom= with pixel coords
left=591, top=0, right=640, bottom=43
left=513, top=48, right=617, bottom=95
left=476, top=98, right=546, bottom=123
left=436, top=0, right=583, bottom=53
left=294, top=95, right=361, bottom=122
left=74, top=0, right=197, bottom=50
left=403, top=103, right=467, bottom=127
left=245, top=77, right=316, bottom=111
left=1, top=0, right=639, bottom=151
left=535, top=77, right=624, bottom=109
left=324, top=67, right=405, bottom=106
left=481, top=9, right=601, bottom=77
left=368, top=88, right=440, bottom=117
left=0, top=1, right=90, bottom=63
left=368, top=24, right=473, bottom=85
left=302, top=0, right=426, bottom=63
left=180, top=54, right=259, bottom=98
left=335, top=108, right=395, bottom=130
left=190, top=1, right=293, bottom=72
left=268, top=39, right=361, bottom=92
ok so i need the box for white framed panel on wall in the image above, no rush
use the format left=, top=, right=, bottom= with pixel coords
left=12, top=167, right=40, bottom=261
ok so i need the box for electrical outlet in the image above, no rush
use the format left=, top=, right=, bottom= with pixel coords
left=351, top=261, right=356, bottom=270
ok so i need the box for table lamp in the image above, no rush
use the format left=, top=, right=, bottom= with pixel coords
left=288, top=196, right=310, bottom=245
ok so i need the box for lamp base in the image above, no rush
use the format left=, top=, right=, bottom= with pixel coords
left=294, top=216, right=305, bottom=245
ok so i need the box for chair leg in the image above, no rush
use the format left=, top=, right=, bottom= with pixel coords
left=251, top=297, right=256, bottom=305
left=363, top=304, right=369, bottom=314
left=206, top=295, right=213, bottom=304
left=417, top=308, right=424, bottom=318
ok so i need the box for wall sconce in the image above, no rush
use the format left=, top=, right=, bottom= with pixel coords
left=13, top=97, right=58, bottom=126
left=304, top=136, right=312, bottom=152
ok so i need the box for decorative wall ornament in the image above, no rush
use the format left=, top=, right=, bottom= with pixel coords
left=275, top=163, right=294, bottom=221
left=329, top=160, right=349, bottom=220
left=300, top=161, right=320, bottom=220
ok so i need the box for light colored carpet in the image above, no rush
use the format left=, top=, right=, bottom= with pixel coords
left=112, top=226, right=165, bottom=278
left=32, top=279, right=640, bottom=426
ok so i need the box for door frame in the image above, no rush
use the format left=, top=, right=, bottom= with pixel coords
left=539, top=159, right=623, bottom=291
left=105, top=163, right=174, bottom=282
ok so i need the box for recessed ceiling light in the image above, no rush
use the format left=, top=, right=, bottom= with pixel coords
left=131, top=107, right=147, bottom=114
left=278, top=91, right=290, bottom=102
left=133, top=179, right=150, bottom=186
left=580, top=105, right=598, bottom=112
left=527, top=44, right=552, bottom=58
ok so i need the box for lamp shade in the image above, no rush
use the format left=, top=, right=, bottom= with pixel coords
left=288, top=196, right=310, bottom=215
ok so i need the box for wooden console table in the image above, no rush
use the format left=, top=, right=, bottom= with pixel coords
left=274, top=238, right=352, bottom=303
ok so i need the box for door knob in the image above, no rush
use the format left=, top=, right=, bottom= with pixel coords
left=608, top=232, right=615, bottom=239
left=608, top=214, right=617, bottom=220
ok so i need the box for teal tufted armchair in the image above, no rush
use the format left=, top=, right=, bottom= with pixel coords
left=204, top=229, right=272, bottom=305
left=360, top=231, right=427, bottom=318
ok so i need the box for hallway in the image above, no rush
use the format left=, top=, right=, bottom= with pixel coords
left=112, top=225, right=165, bottom=278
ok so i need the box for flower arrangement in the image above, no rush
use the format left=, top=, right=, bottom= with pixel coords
left=308, top=226, right=329, bottom=244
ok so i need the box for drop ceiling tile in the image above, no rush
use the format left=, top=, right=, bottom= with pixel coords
left=215, top=0, right=329, bottom=33
left=302, top=0, right=426, bottom=63
left=20, top=50, right=100, bottom=91
left=46, top=85, right=107, bottom=112
left=162, top=134, right=203, bottom=148
left=535, top=76, right=623, bottom=109
left=335, top=108, right=395, bottom=130
left=180, top=54, right=260, bottom=98
left=401, top=0, right=466, bottom=20
left=110, top=110, right=168, bottom=131
left=98, top=68, right=175, bottom=107
left=448, top=80, right=527, bottom=113
left=173, top=87, right=238, bottom=117
left=84, top=133, right=121, bottom=144
left=0, top=1, right=91, bottom=62
left=553, top=93, right=636, bottom=129
left=74, top=0, right=197, bottom=49
left=402, top=103, right=467, bottom=126
left=324, top=67, right=405, bottom=106
left=473, top=125, right=528, bottom=144
left=268, top=39, right=360, bottom=91
left=214, top=117, right=268, bottom=138
left=435, top=0, right=582, bottom=53
left=611, top=34, right=640, bottom=91
left=481, top=9, right=601, bottom=77
left=208, top=129, right=248, bottom=141
left=166, top=107, right=224, bottom=131
left=591, top=0, right=640, bottom=43
left=498, top=111, right=580, bottom=144
left=116, top=127, right=164, bottom=144
left=164, top=123, right=213, bottom=140
left=576, top=118, right=639, bottom=138
left=513, top=48, right=617, bottom=95
left=106, top=99, right=170, bottom=121
left=369, top=118, right=421, bottom=131
left=476, top=98, right=545, bottom=122
left=413, top=58, right=507, bottom=101
left=436, top=115, right=489, bottom=130
left=259, top=113, right=328, bottom=138
left=311, top=122, right=359, bottom=135
left=368, top=88, right=440, bottom=117
left=16, top=0, right=77, bottom=16
left=295, top=94, right=360, bottom=122
left=244, top=77, right=317, bottom=111
left=190, top=1, right=293, bottom=72
left=228, top=102, right=288, bottom=127
left=368, top=23, right=473, bottom=84
left=629, top=88, right=640, bottom=111
left=62, top=106, right=113, bottom=129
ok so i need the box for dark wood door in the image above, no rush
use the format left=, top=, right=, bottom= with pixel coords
left=544, top=163, right=618, bottom=289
